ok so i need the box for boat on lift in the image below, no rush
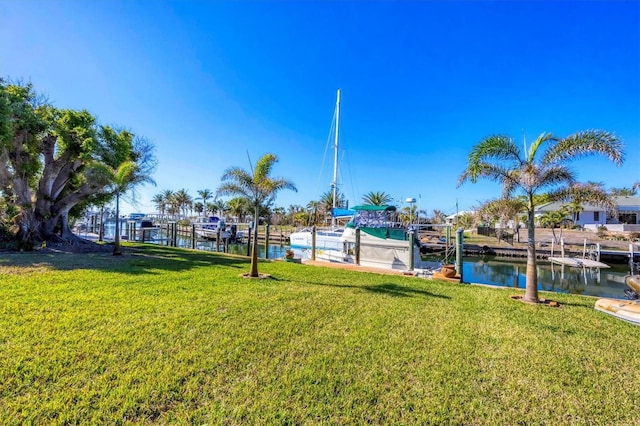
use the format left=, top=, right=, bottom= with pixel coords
left=594, top=275, right=640, bottom=326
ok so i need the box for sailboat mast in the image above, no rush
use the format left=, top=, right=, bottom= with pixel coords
left=331, top=89, right=340, bottom=228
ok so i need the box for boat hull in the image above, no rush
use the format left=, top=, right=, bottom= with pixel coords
left=626, top=275, right=640, bottom=295
left=594, top=298, right=640, bottom=326
left=289, top=229, right=345, bottom=251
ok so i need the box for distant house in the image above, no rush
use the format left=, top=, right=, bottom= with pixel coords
left=535, top=196, right=640, bottom=231
left=445, top=210, right=475, bottom=225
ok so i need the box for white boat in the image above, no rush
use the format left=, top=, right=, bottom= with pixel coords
left=193, top=216, right=230, bottom=240
left=289, top=90, right=427, bottom=272
left=595, top=298, right=640, bottom=326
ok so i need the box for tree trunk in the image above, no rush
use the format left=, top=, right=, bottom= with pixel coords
left=249, top=205, right=259, bottom=277
left=113, top=192, right=122, bottom=255
left=98, top=206, right=104, bottom=242
left=523, top=209, right=539, bottom=303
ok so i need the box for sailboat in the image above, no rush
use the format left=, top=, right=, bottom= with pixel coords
left=289, top=90, right=426, bottom=272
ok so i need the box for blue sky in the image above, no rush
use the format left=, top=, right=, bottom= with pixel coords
left=1, top=0, right=639, bottom=217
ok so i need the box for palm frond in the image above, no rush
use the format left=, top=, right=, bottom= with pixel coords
left=531, top=165, right=575, bottom=193
left=459, top=135, right=522, bottom=185
left=526, top=132, right=558, bottom=163
left=547, top=182, right=616, bottom=211
left=542, top=130, right=624, bottom=166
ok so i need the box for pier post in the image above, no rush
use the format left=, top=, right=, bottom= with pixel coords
left=265, top=224, right=270, bottom=259
left=596, top=243, right=601, bottom=262
left=560, top=238, right=565, bottom=258
left=408, top=229, right=415, bottom=271
left=216, top=228, right=221, bottom=252
left=355, top=227, right=361, bottom=266
left=311, top=226, right=316, bottom=261
left=247, top=223, right=253, bottom=257
left=173, top=223, right=177, bottom=246
left=456, top=228, right=464, bottom=283
left=191, top=224, right=196, bottom=249
left=631, top=244, right=635, bottom=271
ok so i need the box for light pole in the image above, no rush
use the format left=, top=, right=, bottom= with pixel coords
left=406, top=197, right=416, bottom=225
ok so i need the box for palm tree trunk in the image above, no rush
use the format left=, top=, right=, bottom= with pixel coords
left=113, top=192, right=122, bottom=256
left=249, top=205, right=259, bottom=277
left=523, top=209, right=538, bottom=303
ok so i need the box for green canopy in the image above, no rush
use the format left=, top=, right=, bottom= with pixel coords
left=351, top=205, right=397, bottom=212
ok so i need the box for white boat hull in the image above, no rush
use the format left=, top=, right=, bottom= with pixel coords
left=595, top=298, right=640, bottom=326
left=290, top=227, right=424, bottom=272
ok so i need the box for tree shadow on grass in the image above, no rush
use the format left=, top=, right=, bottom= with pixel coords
left=304, top=280, right=450, bottom=299
left=0, top=243, right=254, bottom=275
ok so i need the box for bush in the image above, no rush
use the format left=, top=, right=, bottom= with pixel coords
left=596, top=226, right=608, bottom=239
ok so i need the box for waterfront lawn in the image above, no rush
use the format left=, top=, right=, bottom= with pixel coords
left=2, top=244, right=640, bottom=425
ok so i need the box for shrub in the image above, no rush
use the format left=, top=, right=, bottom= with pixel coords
left=596, top=226, right=608, bottom=239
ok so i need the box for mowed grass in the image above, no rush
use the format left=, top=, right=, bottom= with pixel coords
left=1, top=244, right=640, bottom=425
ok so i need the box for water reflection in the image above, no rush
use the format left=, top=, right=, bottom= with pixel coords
left=463, top=256, right=630, bottom=299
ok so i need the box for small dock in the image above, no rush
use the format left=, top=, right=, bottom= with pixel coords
left=549, top=257, right=610, bottom=268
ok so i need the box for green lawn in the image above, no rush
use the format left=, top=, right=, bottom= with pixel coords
left=1, top=244, right=639, bottom=425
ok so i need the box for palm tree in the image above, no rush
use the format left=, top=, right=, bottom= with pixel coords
left=196, top=189, right=214, bottom=214
left=158, top=189, right=174, bottom=219
left=430, top=209, right=447, bottom=224
left=306, top=200, right=320, bottom=225
left=318, top=190, right=346, bottom=225
left=458, top=130, right=623, bottom=303
left=362, top=191, right=393, bottom=206
left=610, top=187, right=637, bottom=197
left=538, top=207, right=568, bottom=243
left=193, top=201, right=204, bottom=215
left=212, top=199, right=227, bottom=217
left=151, top=193, right=168, bottom=220
left=226, top=197, right=249, bottom=223
left=173, top=189, right=192, bottom=219
left=216, top=153, right=297, bottom=277
left=478, top=198, right=526, bottom=242
left=112, top=161, right=140, bottom=255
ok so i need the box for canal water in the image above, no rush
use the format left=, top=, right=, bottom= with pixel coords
left=461, top=255, right=631, bottom=299
left=95, top=223, right=632, bottom=299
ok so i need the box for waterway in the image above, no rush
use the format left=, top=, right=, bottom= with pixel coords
left=94, top=223, right=632, bottom=300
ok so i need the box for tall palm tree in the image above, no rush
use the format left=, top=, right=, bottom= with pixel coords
left=173, top=189, right=192, bottom=219
left=318, top=190, right=346, bottom=225
left=151, top=193, right=166, bottom=219
left=212, top=199, right=227, bottom=217
left=196, top=189, right=214, bottom=214
left=362, top=191, right=393, bottom=206
left=159, top=189, right=174, bottom=219
left=193, top=201, right=204, bottom=215
left=306, top=200, right=320, bottom=225
left=216, top=153, right=297, bottom=277
left=459, top=130, right=623, bottom=303
left=226, top=197, right=249, bottom=223
left=112, top=161, right=139, bottom=256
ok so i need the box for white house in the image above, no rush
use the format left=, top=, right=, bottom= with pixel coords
left=535, top=196, right=640, bottom=231
left=445, top=210, right=475, bottom=225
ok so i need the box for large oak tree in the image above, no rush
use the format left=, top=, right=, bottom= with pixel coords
left=0, top=80, right=155, bottom=244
